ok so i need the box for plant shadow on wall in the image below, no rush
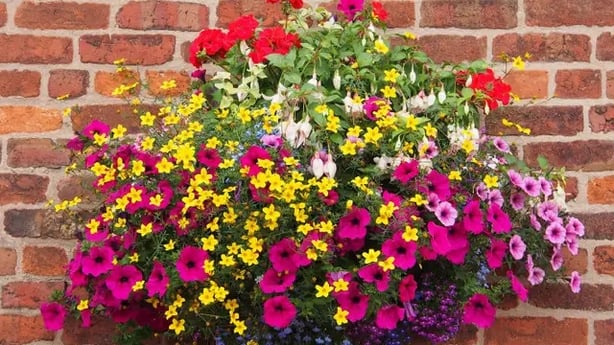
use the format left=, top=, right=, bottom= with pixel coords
left=41, top=0, right=584, bottom=344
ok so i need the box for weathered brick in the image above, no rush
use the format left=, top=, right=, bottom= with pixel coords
left=555, top=69, right=601, bottom=98
left=597, top=32, right=614, bottom=61
left=493, top=33, right=591, bottom=62
left=217, top=0, right=284, bottom=27
left=5, top=208, right=84, bottom=240
left=420, top=0, right=516, bottom=29
left=0, top=106, right=62, bottom=134
left=503, top=70, right=548, bottom=99
left=117, top=1, right=209, bottom=31
left=0, top=2, right=6, bottom=27
left=607, top=71, right=614, bottom=99
left=589, top=105, right=614, bottom=133
left=0, top=34, right=72, bottom=64
left=595, top=319, right=614, bottom=345
left=594, top=246, right=614, bottom=276
left=94, top=70, right=140, bottom=97
left=380, top=1, right=415, bottom=28
left=7, top=138, right=70, bottom=168
left=485, top=317, right=587, bottom=345
left=57, top=174, right=97, bottom=202
left=0, top=315, right=54, bottom=344
left=529, top=283, right=614, bottom=311
left=48, top=69, right=89, bottom=99
left=0, top=174, right=49, bottom=205
left=524, top=140, right=614, bottom=172
left=71, top=104, right=158, bottom=134
left=564, top=176, right=578, bottom=201
left=22, top=246, right=68, bottom=276
left=562, top=247, right=588, bottom=275
left=79, top=35, right=175, bottom=65
left=526, top=0, right=614, bottom=26
left=2, top=281, right=64, bottom=309
left=0, top=247, right=17, bottom=276
left=588, top=176, right=614, bottom=204
left=145, top=70, right=191, bottom=96
left=62, top=314, right=118, bottom=345
left=0, top=70, right=41, bottom=97
left=487, top=106, right=582, bottom=136
left=574, top=212, right=614, bottom=240
left=15, top=2, right=109, bottom=29
left=417, top=35, right=486, bottom=63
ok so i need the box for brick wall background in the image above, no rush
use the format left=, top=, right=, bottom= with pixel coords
left=0, top=0, right=612, bottom=344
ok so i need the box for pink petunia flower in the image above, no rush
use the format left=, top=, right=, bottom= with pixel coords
left=537, top=201, right=560, bottom=223
left=105, top=264, right=143, bottom=300
left=507, top=271, right=528, bottom=302
left=487, top=189, right=504, bottom=207
left=434, top=201, right=458, bottom=227
left=567, top=235, right=579, bottom=256
left=427, top=221, right=451, bottom=256
left=493, top=137, right=510, bottom=153
left=40, top=302, right=67, bottom=331
left=529, top=213, right=542, bottom=231
left=335, top=282, right=369, bottom=322
left=507, top=169, right=523, bottom=187
left=81, top=245, right=115, bottom=277
left=487, top=203, right=512, bottom=233
left=509, top=234, right=526, bottom=260
left=337, top=207, right=371, bottom=240
left=463, top=200, right=484, bottom=234
left=509, top=192, right=525, bottom=211
left=381, top=231, right=417, bottom=270
left=398, top=274, right=418, bottom=302
left=463, top=293, right=496, bottom=328
left=196, top=146, right=223, bottom=170
left=565, top=217, right=585, bottom=237
left=538, top=176, right=553, bottom=197
left=82, top=119, right=110, bottom=139
left=375, top=305, right=405, bottom=330
left=176, top=246, right=209, bottom=282
left=358, top=263, right=391, bottom=292
left=337, top=0, right=365, bottom=20
left=526, top=255, right=545, bottom=286
left=263, top=295, right=297, bottom=329
left=239, top=145, right=272, bottom=176
left=392, top=160, right=419, bottom=184
left=146, top=261, right=169, bottom=298
left=268, top=238, right=308, bottom=273
left=545, top=222, right=566, bottom=245
left=550, top=248, right=563, bottom=271
left=570, top=271, right=581, bottom=293
left=421, top=170, right=451, bottom=201
left=521, top=176, right=541, bottom=197
left=445, top=223, right=470, bottom=265
left=260, top=268, right=297, bottom=293
left=486, top=239, right=507, bottom=269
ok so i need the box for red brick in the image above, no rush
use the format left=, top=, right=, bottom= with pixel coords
left=0, top=2, right=6, bottom=27
left=79, top=34, right=175, bottom=65
left=529, top=283, right=614, bottom=311
left=487, top=106, right=582, bottom=136
left=15, top=2, right=109, bottom=29
left=595, top=319, right=614, bottom=345
left=0, top=174, right=49, bottom=205
left=503, top=70, right=548, bottom=99
left=0, top=314, right=54, bottom=344
left=0, top=106, right=62, bottom=134
left=7, top=138, right=70, bottom=168
left=485, top=317, right=587, bottom=345
left=48, top=69, right=89, bottom=99
left=0, top=34, right=72, bottom=64
left=57, top=175, right=97, bottom=202
left=217, top=0, right=284, bottom=27
left=2, top=281, right=64, bottom=309
left=0, top=70, right=41, bottom=97
left=564, top=176, right=578, bottom=201
left=574, top=212, right=614, bottom=240
left=589, top=104, right=614, bottom=133
left=562, top=247, right=588, bottom=275
left=380, top=1, right=415, bottom=28
left=420, top=0, right=516, bottom=29
left=594, top=246, right=614, bottom=276
left=0, top=247, right=17, bottom=276
left=524, top=140, right=614, bottom=172
left=146, top=70, right=191, bottom=96
left=4, top=208, right=84, bottom=240
left=555, top=69, right=601, bottom=98
left=117, top=1, right=209, bottom=31
left=94, top=70, right=140, bottom=97
left=493, top=33, right=590, bottom=62
left=607, top=71, right=614, bottom=99
left=62, top=314, right=118, bottom=345
left=71, top=104, right=158, bottom=134
left=22, top=246, right=68, bottom=276
left=597, top=32, right=614, bottom=61
left=526, top=0, right=614, bottom=26
left=417, top=35, right=486, bottom=63
left=588, top=176, right=614, bottom=204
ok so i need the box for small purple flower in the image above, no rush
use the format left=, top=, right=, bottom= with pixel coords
left=570, top=271, right=581, bottom=293
left=492, top=137, right=510, bottom=153
left=521, top=176, right=541, bottom=197
left=509, top=235, right=526, bottom=260
left=435, top=201, right=458, bottom=227
left=510, top=192, right=525, bottom=211
left=550, top=248, right=563, bottom=271
left=507, top=169, right=523, bottom=187
left=545, top=221, right=566, bottom=244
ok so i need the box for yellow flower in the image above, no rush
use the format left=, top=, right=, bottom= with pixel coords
left=169, top=318, right=186, bottom=335
left=76, top=299, right=89, bottom=311
left=364, top=126, right=383, bottom=144
left=461, top=139, right=475, bottom=154
left=512, top=56, right=525, bottom=70
left=402, top=225, right=419, bottom=242
left=424, top=122, right=438, bottom=137
left=132, top=280, right=144, bottom=291
left=384, top=68, right=400, bottom=83
left=233, top=320, right=247, bottom=335
left=484, top=175, right=499, bottom=188
left=111, top=124, right=127, bottom=139
left=199, top=287, right=215, bottom=305
left=334, top=307, right=349, bottom=325
left=403, top=31, right=416, bottom=40
left=156, top=157, right=175, bottom=173
left=362, top=249, right=381, bottom=264
left=448, top=170, right=462, bottom=181
left=164, top=239, right=175, bottom=251
left=339, top=140, right=358, bottom=155
left=140, top=111, right=156, bottom=126
left=315, top=282, right=334, bottom=298
left=333, top=278, right=349, bottom=292
left=326, top=113, right=341, bottom=133
left=381, top=85, right=397, bottom=98
left=129, top=252, right=139, bottom=262
left=374, top=39, right=389, bottom=54
left=378, top=256, right=396, bottom=271
left=160, top=79, right=177, bottom=90
left=201, top=235, right=219, bottom=251
left=410, top=193, right=427, bottom=206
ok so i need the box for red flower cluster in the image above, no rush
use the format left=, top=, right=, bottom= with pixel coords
left=266, top=0, right=304, bottom=9
left=469, top=68, right=511, bottom=111
left=371, top=2, right=388, bottom=22
left=248, top=27, right=301, bottom=64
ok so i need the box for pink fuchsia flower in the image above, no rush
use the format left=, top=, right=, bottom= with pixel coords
left=263, top=295, right=297, bottom=329
left=509, top=192, right=525, bottom=211
left=463, top=199, right=484, bottom=234
left=462, top=293, right=496, bottom=328
left=176, top=246, right=209, bottom=282
left=565, top=217, right=585, bottom=237
left=487, top=203, right=512, bottom=234
left=337, top=207, right=371, bottom=240
left=507, top=169, right=523, bottom=187
left=358, top=263, right=390, bottom=292
left=545, top=221, right=566, bottom=245
left=509, top=234, right=526, bottom=260
left=81, top=245, right=115, bottom=277
left=105, top=264, right=143, bottom=300
left=392, top=159, right=419, bottom=184
left=570, top=271, right=581, bottom=293
left=269, top=238, right=308, bottom=273
left=434, top=201, right=458, bottom=227
left=521, top=176, right=541, bottom=197
left=486, top=238, right=507, bottom=269
left=507, top=271, right=528, bottom=302
left=146, top=261, right=169, bottom=298
left=427, top=221, right=451, bottom=256
left=239, top=145, right=272, bottom=176
left=336, top=282, right=369, bottom=322
left=375, top=305, right=405, bottom=330
left=381, top=231, right=417, bottom=270
left=260, top=268, right=297, bottom=293
left=40, top=302, right=67, bottom=331
left=398, top=274, right=417, bottom=302
left=492, top=137, right=510, bottom=153
left=550, top=248, right=563, bottom=271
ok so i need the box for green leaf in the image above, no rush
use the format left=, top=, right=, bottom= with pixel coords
left=356, top=52, right=373, bottom=67
left=537, top=155, right=550, bottom=170
left=284, top=72, right=302, bottom=85
left=461, top=87, right=474, bottom=99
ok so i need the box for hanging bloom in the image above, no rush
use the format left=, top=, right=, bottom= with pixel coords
left=507, top=270, right=528, bottom=302
left=41, top=302, right=67, bottom=331
left=487, top=203, right=512, bottom=233
left=337, top=207, right=371, bottom=240
left=508, top=235, right=526, bottom=260
left=570, top=271, right=581, bottom=293
left=392, top=159, right=419, bottom=184
left=434, top=201, right=458, bottom=227
left=176, top=246, right=209, bottom=282
left=358, top=263, right=390, bottom=292
left=463, top=200, right=484, bottom=234
left=398, top=274, right=417, bottom=302
left=462, top=293, right=496, bottom=328
left=526, top=255, right=545, bottom=285
left=545, top=222, right=566, bottom=245
left=105, top=264, right=143, bottom=300
left=81, top=245, right=115, bottom=277
left=521, top=176, right=541, bottom=197
left=263, top=295, right=297, bottom=329
left=381, top=231, right=417, bottom=270
left=268, top=238, right=308, bottom=272
left=375, top=305, right=404, bottom=330
left=260, top=268, right=297, bottom=293
left=550, top=248, right=563, bottom=271
left=337, top=0, right=365, bottom=20
left=427, top=221, right=451, bottom=256
left=146, top=261, right=169, bottom=298
left=486, top=239, right=507, bottom=269
left=335, top=282, right=369, bottom=322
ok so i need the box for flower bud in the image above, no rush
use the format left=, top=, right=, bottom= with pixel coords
left=311, top=154, right=325, bottom=179
left=323, top=154, right=337, bottom=178
left=333, top=69, right=341, bottom=90
left=465, top=74, right=473, bottom=87
left=463, top=102, right=470, bottom=114
left=409, top=65, right=416, bottom=84
left=427, top=89, right=436, bottom=106
left=437, top=86, right=446, bottom=103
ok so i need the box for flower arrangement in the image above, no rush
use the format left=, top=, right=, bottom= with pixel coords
left=42, top=0, right=584, bottom=344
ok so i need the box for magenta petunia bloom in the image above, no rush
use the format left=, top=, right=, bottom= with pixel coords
left=434, top=201, right=458, bottom=227
left=427, top=221, right=451, bottom=256
left=262, top=295, right=297, bottom=329
left=176, top=246, right=209, bottom=282
left=260, top=268, right=297, bottom=293
left=40, top=302, right=67, bottom=331
left=463, top=199, right=484, bottom=234
left=239, top=145, right=272, bottom=176
left=545, top=221, right=566, bottom=245
left=487, top=203, right=512, bottom=234
left=492, top=137, right=510, bottom=153
left=392, top=160, right=419, bottom=184
left=363, top=96, right=385, bottom=120
left=381, top=231, right=417, bottom=270
left=105, top=264, right=143, bottom=300
left=570, top=271, right=581, bottom=293
left=269, top=238, right=306, bottom=273
left=422, top=170, right=451, bottom=201
left=398, top=274, right=417, bottom=302
left=335, top=282, right=369, bottom=322
left=81, top=245, right=115, bottom=277
left=507, top=270, right=528, bottom=302
left=196, top=146, right=223, bottom=170
left=337, top=207, right=371, bottom=240
left=462, top=293, right=496, bottom=328
left=337, top=0, right=365, bottom=19
left=80, top=309, right=92, bottom=328
left=486, top=239, right=507, bottom=269
left=521, top=176, right=541, bottom=197
left=146, top=261, right=169, bottom=298
left=358, top=263, right=390, bottom=292
left=509, top=192, right=525, bottom=211
left=375, top=305, right=405, bottom=330
left=445, top=223, right=469, bottom=265
left=82, top=119, right=110, bottom=139
left=508, top=234, right=526, bottom=260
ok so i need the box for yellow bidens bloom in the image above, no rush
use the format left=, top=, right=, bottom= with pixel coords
left=315, top=282, right=334, bottom=298
left=334, top=307, right=349, bottom=325
left=484, top=175, right=499, bottom=188
left=374, top=39, right=389, bottom=54
left=169, top=318, right=186, bottom=335
left=362, top=249, right=381, bottom=264
left=512, top=56, right=525, bottom=70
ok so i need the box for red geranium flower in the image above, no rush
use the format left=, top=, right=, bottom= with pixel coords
left=249, top=27, right=300, bottom=63
left=371, top=2, right=388, bottom=22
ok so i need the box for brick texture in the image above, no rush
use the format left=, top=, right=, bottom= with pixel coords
left=217, top=0, right=284, bottom=27
left=0, top=34, right=72, bottom=64
left=417, top=35, right=487, bottom=63
left=0, top=70, right=41, bottom=97
left=595, top=319, right=614, bottom=345
left=555, top=69, right=601, bottom=98
left=0, top=106, right=62, bottom=134
left=0, top=2, right=6, bottom=27
left=94, top=70, right=140, bottom=97
left=526, top=0, right=614, bottom=26
left=79, top=35, right=175, bottom=65
left=117, top=1, right=209, bottom=31
left=574, top=212, right=614, bottom=240
left=0, top=174, right=49, bottom=205
left=485, top=317, right=587, bottom=345
left=0, top=315, right=54, bottom=344
left=22, top=246, right=68, bottom=276
left=145, top=70, right=191, bottom=96
left=588, top=176, right=614, bottom=204
left=503, top=70, right=548, bottom=99
left=0, top=248, right=17, bottom=276
left=7, top=138, right=70, bottom=168
left=487, top=106, right=582, bottom=136
left=529, top=283, right=614, bottom=311
left=524, top=140, right=614, bottom=171
left=593, top=246, right=614, bottom=276
left=48, top=69, right=89, bottom=99
left=493, top=33, right=590, bottom=62
left=15, top=2, right=109, bottom=29
left=380, top=0, right=415, bottom=28
left=420, top=0, right=517, bottom=29
left=589, top=105, right=614, bottom=133
left=2, top=281, right=64, bottom=309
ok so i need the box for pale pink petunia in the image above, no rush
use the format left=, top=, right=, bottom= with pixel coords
left=526, top=255, right=545, bottom=286
left=509, top=235, right=526, bottom=260
left=475, top=182, right=489, bottom=201
left=435, top=201, right=458, bottom=227
left=537, top=201, right=560, bottom=223
left=545, top=222, right=566, bottom=245
left=550, top=248, right=563, bottom=271
left=529, top=213, right=542, bottom=231
left=509, top=192, right=525, bottom=211
left=521, top=176, right=541, bottom=197
left=570, top=271, right=581, bottom=293
left=493, top=137, right=511, bottom=153
left=566, top=235, right=579, bottom=256
left=565, top=217, right=585, bottom=237
left=507, top=169, right=523, bottom=187
left=487, top=189, right=504, bottom=207
left=538, top=176, right=552, bottom=197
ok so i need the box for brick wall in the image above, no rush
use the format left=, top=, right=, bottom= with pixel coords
left=0, top=0, right=612, bottom=344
